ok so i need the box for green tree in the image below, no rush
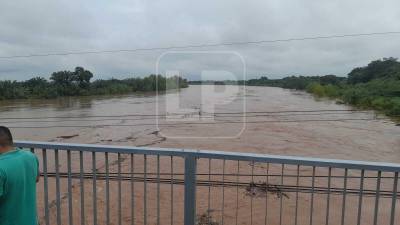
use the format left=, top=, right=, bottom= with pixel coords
left=74, top=67, right=93, bottom=88
left=348, top=57, right=400, bottom=84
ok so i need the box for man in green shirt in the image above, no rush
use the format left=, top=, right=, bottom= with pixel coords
left=0, top=126, right=39, bottom=225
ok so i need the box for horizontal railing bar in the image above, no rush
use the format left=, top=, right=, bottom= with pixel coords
left=33, top=173, right=400, bottom=198
left=40, top=172, right=400, bottom=179
left=15, top=141, right=400, bottom=172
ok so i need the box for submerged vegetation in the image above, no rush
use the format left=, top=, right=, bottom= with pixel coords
left=244, top=57, right=400, bottom=116
left=0, top=67, right=188, bottom=100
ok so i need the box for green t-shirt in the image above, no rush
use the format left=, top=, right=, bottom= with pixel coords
left=0, top=149, right=39, bottom=225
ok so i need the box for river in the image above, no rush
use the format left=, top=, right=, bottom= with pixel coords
left=1, top=85, right=399, bottom=163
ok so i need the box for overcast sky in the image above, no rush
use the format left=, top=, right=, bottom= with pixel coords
left=1, top=0, right=400, bottom=81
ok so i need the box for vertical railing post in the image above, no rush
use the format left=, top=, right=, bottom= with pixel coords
left=184, top=155, right=197, bottom=225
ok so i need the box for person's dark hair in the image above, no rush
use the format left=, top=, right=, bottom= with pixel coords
left=0, top=126, right=13, bottom=146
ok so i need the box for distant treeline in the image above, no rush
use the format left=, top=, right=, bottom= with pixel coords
left=0, top=67, right=188, bottom=100
left=189, top=57, right=400, bottom=116
left=189, top=80, right=237, bottom=85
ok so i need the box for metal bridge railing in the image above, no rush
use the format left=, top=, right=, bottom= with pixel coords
left=15, top=141, right=400, bottom=225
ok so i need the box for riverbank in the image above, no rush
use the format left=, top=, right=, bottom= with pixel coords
left=239, top=58, right=400, bottom=117
left=305, top=80, right=400, bottom=116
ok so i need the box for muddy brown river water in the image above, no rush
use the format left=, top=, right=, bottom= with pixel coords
left=1, top=85, right=399, bottom=225
left=2, top=85, right=399, bottom=162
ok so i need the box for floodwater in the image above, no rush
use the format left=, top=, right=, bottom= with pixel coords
left=1, top=85, right=400, bottom=225
left=1, top=85, right=399, bottom=162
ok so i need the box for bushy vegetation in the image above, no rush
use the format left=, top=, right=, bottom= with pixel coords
left=0, top=67, right=188, bottom=100
left=246, top=74, right=345, bottom=90
left=245, top=58, right=400, bottom=116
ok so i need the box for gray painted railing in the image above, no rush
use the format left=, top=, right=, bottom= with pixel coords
left=15, top=141, right=400, bottom=225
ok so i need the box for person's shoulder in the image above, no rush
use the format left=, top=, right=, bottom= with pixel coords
left=15, top=148, right=37, bottom=159
left=16, top=149, right=39, bottom=170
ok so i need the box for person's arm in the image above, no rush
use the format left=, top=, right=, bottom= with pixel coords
left=35, top=155, right=40, bottom=183
left=36, top=164, right=40, bottom=183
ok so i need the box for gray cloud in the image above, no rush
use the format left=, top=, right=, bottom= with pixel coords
left=1, top=0, right=400, bottom=81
